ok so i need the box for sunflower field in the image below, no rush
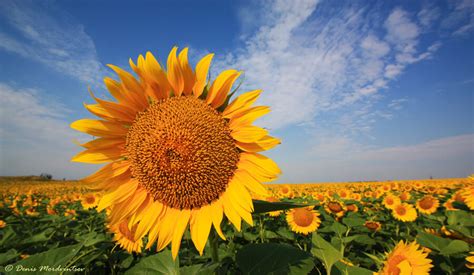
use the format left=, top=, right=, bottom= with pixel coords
left=1, top=176, right=473, bottom=275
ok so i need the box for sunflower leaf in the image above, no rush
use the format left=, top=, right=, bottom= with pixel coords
left=252, top=200, right=309, bottom=213
left=236, top=243, right=314, bottom=275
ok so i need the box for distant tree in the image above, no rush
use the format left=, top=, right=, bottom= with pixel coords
left=39, top=173, right=53, bottom=181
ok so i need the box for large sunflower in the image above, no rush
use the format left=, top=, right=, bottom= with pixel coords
left=380, top=240, right=432, bottom=275
left=71, top=47, right=281, bottom=258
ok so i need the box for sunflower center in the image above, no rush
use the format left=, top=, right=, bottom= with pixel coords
left=85, top=195, right=96, bottom=204
left=293, top=208, right=314, bottom=227
left=126, top=96, right=240, bottom=210
left=365, top=222, right=379, bottom=230
left=395, top=205, right=407, bottom=215
left=419, top=197, right=434, bottom=209
left=328, top=202, right=343, bottom=213
left=386, top=198, right=394, bottom=205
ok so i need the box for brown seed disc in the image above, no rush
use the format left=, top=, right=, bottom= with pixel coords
left=126, top=96, right=240, bottom=209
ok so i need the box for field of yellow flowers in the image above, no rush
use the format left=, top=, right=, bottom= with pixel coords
left=0, top=176, right=473, bottom=274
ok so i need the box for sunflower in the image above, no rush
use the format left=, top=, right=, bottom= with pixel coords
left=286, top=207, right=321, bottom=235
left=383, top=193, right=401, bottom=210
left=71, top=47, right=281, bottom=259
left=380, top=240, right=432, bottom=275
left=346, top=204, right=358, bottom=213
left=278, top=184, right=294, bottom=198
left=399, top=191, right=411, bottom=201
left=466, top=251, right=474, bottom=270
left=392, top=203, right=417, bottom=222
left=461, top=186, right=474, bottom=210
left=0, top=220, right=6, bottom=228
left=416, top=195, right=439, bottom=215
left=110, top=219, right=143, bottom=253
left=324, top=200, right=346, bottom=219
left=81, top=193, right=99, bottom=209
left=443, top=198, right=458, bottom=211
left=364, top=221, right=381, bottom=231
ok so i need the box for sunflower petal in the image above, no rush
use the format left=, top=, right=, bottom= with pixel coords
left=193, top=53, right=214, bottom=98
left=171, top=210, right=191, bottom=259
left=231, top=125, right=268, bottom=143
left=71, top=119, right=128, bottom=138
left=178, top=48, right=195, bottom=95
left=206, top=70, right=240, bottom=107
left=229, top=106, right=270, bottom=129
left=223, top=90, right=262, bottom=117
left=72, top=147, right=123, bottom=164
left=236, top=136, right=281, bottom=152
left=167, top=47, right=184, bottom=96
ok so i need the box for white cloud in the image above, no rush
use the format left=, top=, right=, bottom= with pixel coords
left=217, top=2, right=440, bottom=133
left=0, top=0, right=105, bottom=86
left=0, top=83, right=96, bottom=179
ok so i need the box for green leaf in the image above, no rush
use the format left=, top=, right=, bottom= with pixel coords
left=352, top=235, right=376, bottom=246
left=0, top=249, right=18, bottom=265
left=446, top=211, right=474, bottom=227
left=416, top=232, right=450, bottom=252
left=311, top=234, right=343, bottom=274
left=125, top=250, right=179, bottom=275
left=331, top=222, right=347, bottom=236
left=20, top=228, right=55, bottom=245
left=342, top=217, right=365, bottom=227
left=7, top=244, right=83, bottom=275
left=333, top=261, right=374, bottom=275
left=439, top=240, right=469, bottom=256
left=180, top=263, right=219, bottom=275
left=236, top=243, right=314, bottom=275
left=252, top=200, right=309, bottom=214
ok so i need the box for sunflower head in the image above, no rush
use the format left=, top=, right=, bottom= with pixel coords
left=110, top=219, right=143, bottom=254
left=383, top=193, right=401, bottom=210
left=324, top=200, right=346, bottom=218
left=71, top=47, right=281, bottom=259
left=416, top=195, right=439, bottom=215
left=364, top=221, right=381, bottom=231
left=380, top=240, right=433, bottom=275
left=392, top=203, right=417, bottom=222
left=81, top=193, right=99, bottom=210
left=286, top=207, right=321, bottom=235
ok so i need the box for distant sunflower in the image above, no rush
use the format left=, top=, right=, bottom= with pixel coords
left=383, top=193, right=401, bottom=210
left=110, top=219, right=143, bottom=253
left=399, top=191, right=411, bottom=201
left=416, top=195, right=439, bottom=215
left=392, top=203, right=417, bottom=222
left=364, top=221, right=381, bottom=231
left=380, top=240, right=432, bottom=275
left=0, top=220, right=6, bottom=228
left=466, top=251, right=474, bottom=270
left=324, top=200, right=346, bottom=219
left=81, top=193, right=99, bottom=209
left=461, top=186, right=474, bottom=210
left=279, top=184, right=294, bottom=198
left=71, top=47, right=281, bottom=259
left=286, top=207, right=321, bottom=235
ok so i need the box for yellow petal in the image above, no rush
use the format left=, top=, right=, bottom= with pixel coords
left=82, top=161, right=130, bottom=184
left=107, top=64, right=148, bottom=111
left=71, top=119, right=128, bottom=138
left=209, top=202, right=226, bottom=240
left=231, top=125, right=268, bottom=143
left=232, top=169, right=269, bottom=197
left=239, top=152, right=281, bottom=176
left=236, top=136, right=281, bottom=152
left=167, top=47, right=184, bottom=96
left=97, top=180, right=139, bottom=211
left=156, top=208, right=178, bottom=251
left=178, top=48, right=195, bottom=95
left=171, top=209, right=191, bottom=259
left=144, top=52, right=171, bottom=99
left=72, top=147, right=123, bottom=164
left=190, top=206, right=212, bottom=255
left=193, top=53, right=214, bottom=98
left=229, top=106, right=270, bottom=129
left=109, top=188, right=148, bottom=224
left=135, top=201, right=163, bottom=240
left=89, top=89, right=137, bottom=122
left=81, top=138, right=125, bottom=150
left=206, top=70, right=240, bottom=107
left=223, top=90, right=262, bottom=117
left=222, top=194, right=242, bottom=231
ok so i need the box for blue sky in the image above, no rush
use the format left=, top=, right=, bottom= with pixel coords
left=0, top=0, right=473, bottom=182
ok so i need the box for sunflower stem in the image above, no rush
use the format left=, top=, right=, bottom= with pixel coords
left=210, top=230, right=219, bottom=263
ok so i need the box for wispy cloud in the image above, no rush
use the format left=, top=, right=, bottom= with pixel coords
left=217, top=1, right=441, bottom=133
left=0, top=83, right=95, bottom=179
left=0, top=0, right=105, bottom=86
